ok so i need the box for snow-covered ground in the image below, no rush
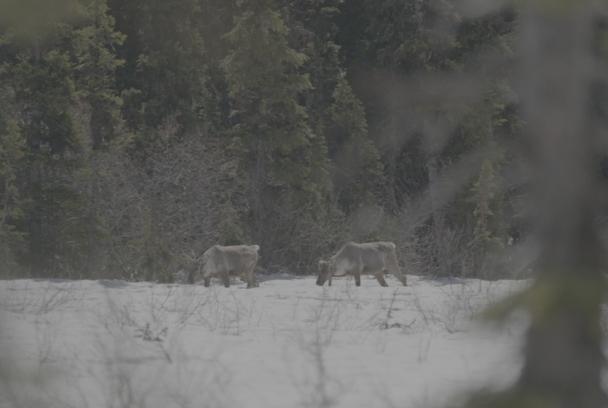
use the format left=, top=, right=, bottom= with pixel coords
left=0, top=274, right=529, bottom=408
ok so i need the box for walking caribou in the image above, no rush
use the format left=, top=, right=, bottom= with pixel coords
left=317, top=242, right=407, bottom=287
left=184, top=245, right=260, bottom=288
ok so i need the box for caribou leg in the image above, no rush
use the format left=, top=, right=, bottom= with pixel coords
left=386, top=254, right=407, bottom=286
left=375, top=273, right=389, bottom=287
left=220, top=273, right=230, bottom=288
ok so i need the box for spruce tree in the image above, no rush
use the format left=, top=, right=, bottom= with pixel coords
left=221, top=0, right=330, bottom=267
left=0, top=15, right=85, bottom=276
left=283, top=0, right=342, bottom=128
left=334, top=0, right=520, bottom=277
left=108, top=0, right=208, bottom=136
left=217, top=198, right=245, bottom=246
left=325, top=77, right=383, bottom=211
left=72, top=0, right=125, bottom=277
left=283, top=1, right=385, bottom=216
left=0, top=105, right=26, bottom=275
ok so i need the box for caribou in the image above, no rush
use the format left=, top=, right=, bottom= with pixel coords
left=317, top=242, right=407, bottom=287
left=182, top=249, right=204, bottom=284
left=184, top=245, right=260, bottom=288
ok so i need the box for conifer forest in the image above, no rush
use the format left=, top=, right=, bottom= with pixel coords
left=0, top=0, right=603, bottom=283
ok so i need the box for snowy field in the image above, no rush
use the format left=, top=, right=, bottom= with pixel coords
left=0, top=274, right=529, bottom=408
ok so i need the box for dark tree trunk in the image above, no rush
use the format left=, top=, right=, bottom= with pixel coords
left=29, top=155, right=43, bottom=277
left=88, top=154, right=99, bottom=279
left=514, top=4, right=607, bottom=406
left=250, top=130, right=266, bottom=266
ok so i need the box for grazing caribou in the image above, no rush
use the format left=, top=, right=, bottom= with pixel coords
left=317, top=242, right=407, bottom=287
left=182, top=250, right=204, bottom=284
left=198, top=245, right=260, bottom=288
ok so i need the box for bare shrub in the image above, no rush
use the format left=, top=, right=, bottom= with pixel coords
left=0, top=280, right=83, bottom=315
left=197, top=287, right=261, bottom=335
left=33, top=315, right=62, bottom=371
left=289, top=320, right=344, bottom=408
left=162, top=285, right=212, bottom=325
left=297, top=339, right=340, bottom=408
left=96, top=122, right=248, bottom=281
left=95, top=291, right=138, bottom=330
left=408, top=279, right=503, bottom=334
left=386, top=201, right=513, bottom=280
left=0, top=313, right=67, bottom=408
left=305, top=290, right=343, bottom=346
left=255, top=192, right=347, bottom=274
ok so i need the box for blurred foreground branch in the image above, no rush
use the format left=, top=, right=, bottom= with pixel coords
left=463, top=1, right=608, bottom=406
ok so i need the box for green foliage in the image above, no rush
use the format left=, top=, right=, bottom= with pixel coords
left=10, top=52, right=81, bottom=156
left=0, top=0, right=525, bottom=280
left=446, top=159, right=508, bottom=278
left=0, top=13, right=89, bottom=276
left=108, top=0, right=208, bottom=135
left=0, top=118, right=26, bottom=274
left=325, top=77, right=384, bottom=209
left=222, top=5, right=317, bottom=188
left=284, top=1, right=342, bottom=121
left=72, top=0, right=125, bottom=151
left=217, top=198, right=245, bottom=246
left=131, top=209, right=174, bottom=283
left=221, top=1, right=333, bottom=267
left=340, top=0, right=460, bottom=73
left=469, top=160, right=504, bottom=239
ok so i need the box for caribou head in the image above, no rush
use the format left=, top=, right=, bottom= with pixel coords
left=182, top=249, right=204, bottom=284
left=316, top=258, right=336, bottom=286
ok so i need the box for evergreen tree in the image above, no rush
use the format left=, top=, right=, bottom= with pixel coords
left=439, top=8, right=519, bottom=277
left=283, top=0, right=342, bottom=129
left=0, top=15, right=85, bottom=276
left=325, top=77, right=383, bottom=211
left=108, top=0, right=208, bottom=136
left=73, top=0, right=124, bottom=152
left=197, top=0, right=239, bottom=133
left=72, top=0, right=125, bottom=277
left=217, top=198, right=245, bottom=246
left=221, top=0, right=330, bottom=267
left=336, top=0, right=462, bottom=274
left=0, top=105, right=26, bottom=275
left=283, top=1, right=385, bottom=215
left=461, top=159, right=506, bottom=277
left=334, top=0, right=520, bottom=277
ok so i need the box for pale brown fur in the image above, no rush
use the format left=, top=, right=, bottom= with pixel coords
left=317, top=242, right=407, bottom=287
left=201, top=245, right=260, bottom=288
